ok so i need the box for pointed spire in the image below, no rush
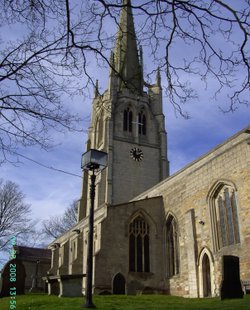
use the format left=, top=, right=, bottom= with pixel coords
left=114, top=0, right=143, bottom=94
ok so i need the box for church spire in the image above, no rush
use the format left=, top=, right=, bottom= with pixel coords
left=114, top=0, right=143, bottom=94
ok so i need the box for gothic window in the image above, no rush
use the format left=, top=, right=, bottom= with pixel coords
left=129, top=215, right=150, bottom=272
left=72, top=239, right=77, bottom=261
left=212, top=185, right=240, bottom=250
left=59, top=246, right=64, bottom=267
left=138, top=111, right=146, bottom=135
left=123, top=108, right=133, bottom=132
left=166, top=215, right=179, bottom=277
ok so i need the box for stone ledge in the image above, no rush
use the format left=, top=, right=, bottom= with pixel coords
left=43, top=274, right=86, bottom=297
left=43, top=273, right=85, bottom=279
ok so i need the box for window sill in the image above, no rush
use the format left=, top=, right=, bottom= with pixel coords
left=215, top=242, right=241, bottom=255
left=128, top=271, right=154, bottom=279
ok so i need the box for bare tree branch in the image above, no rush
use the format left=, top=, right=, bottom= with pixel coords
left=0, top=0, right=249, bottom=161
left=0, top=178, right=34, bottom=252
left=42, top=199, right=78, bottom=239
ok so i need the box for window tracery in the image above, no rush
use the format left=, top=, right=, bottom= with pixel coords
left=166, top=215, right=179, bottom=277
left=138, top=111, right=146, bottom=135
left=211, top=184, right=240, bottom=250
left=123, top=107, right=133, bottom=132
left=129, top=215, right=150, bottom=272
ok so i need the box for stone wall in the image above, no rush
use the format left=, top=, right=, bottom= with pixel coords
left=94, top=196, right=166, bottom=294
left=48, top=127, right=250, bottom=298
left=135, top=127, right=250, bottom=297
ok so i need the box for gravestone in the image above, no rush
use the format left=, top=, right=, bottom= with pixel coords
left=221, top=255, right=244, bottom=299
left=0, top=259, right=26, bottom=297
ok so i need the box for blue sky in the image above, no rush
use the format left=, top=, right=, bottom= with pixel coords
left=0, top=84, right=248, bottom=229
left=0, top=0, right=249, bottom=249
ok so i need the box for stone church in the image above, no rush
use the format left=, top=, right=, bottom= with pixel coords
left=44, top=0, right=250, bottom=298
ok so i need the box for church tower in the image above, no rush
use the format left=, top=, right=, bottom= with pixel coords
left=78, top=0, right=169, bottom=220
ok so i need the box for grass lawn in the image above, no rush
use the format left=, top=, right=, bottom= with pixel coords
left=1, top=294, right=250, bottom=310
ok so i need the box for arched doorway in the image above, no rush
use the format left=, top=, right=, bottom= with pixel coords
left=113, top=273, right=126, bottom=294
left=202, top=253, right=211, bottom=297
left=198, top=248, right=215, bottom=298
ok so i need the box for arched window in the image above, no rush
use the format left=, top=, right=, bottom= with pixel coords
left=59, top=246, right=64, bottom=267
left=129, top=215, right=150, bottom=273
left=211, top=184, right=240, bottom=250
left=166, top=215, right=179, bottom=277
left=138, top=111, right=146, bottom=135
left=123, top=108, right=132, bottom=132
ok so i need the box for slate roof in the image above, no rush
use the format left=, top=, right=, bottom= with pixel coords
left=14, top=245, right=51, bottom=262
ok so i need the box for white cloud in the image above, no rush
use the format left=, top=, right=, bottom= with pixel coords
left=0, top=1, right=249, bottom=255
left=166, top=89, right=249, bottom=175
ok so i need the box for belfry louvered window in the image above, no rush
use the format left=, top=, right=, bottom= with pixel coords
left=129, top=215, right=150, bottom=272
left=138, top=111, right=146, bottom=135
left=123, top=108, right=133, bottom=132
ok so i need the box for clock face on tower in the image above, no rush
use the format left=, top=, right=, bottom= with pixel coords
left=130, top=147, right=144, bottom=161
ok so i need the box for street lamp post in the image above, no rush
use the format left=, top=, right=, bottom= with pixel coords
left=81, top=149, right=108, bottom=309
